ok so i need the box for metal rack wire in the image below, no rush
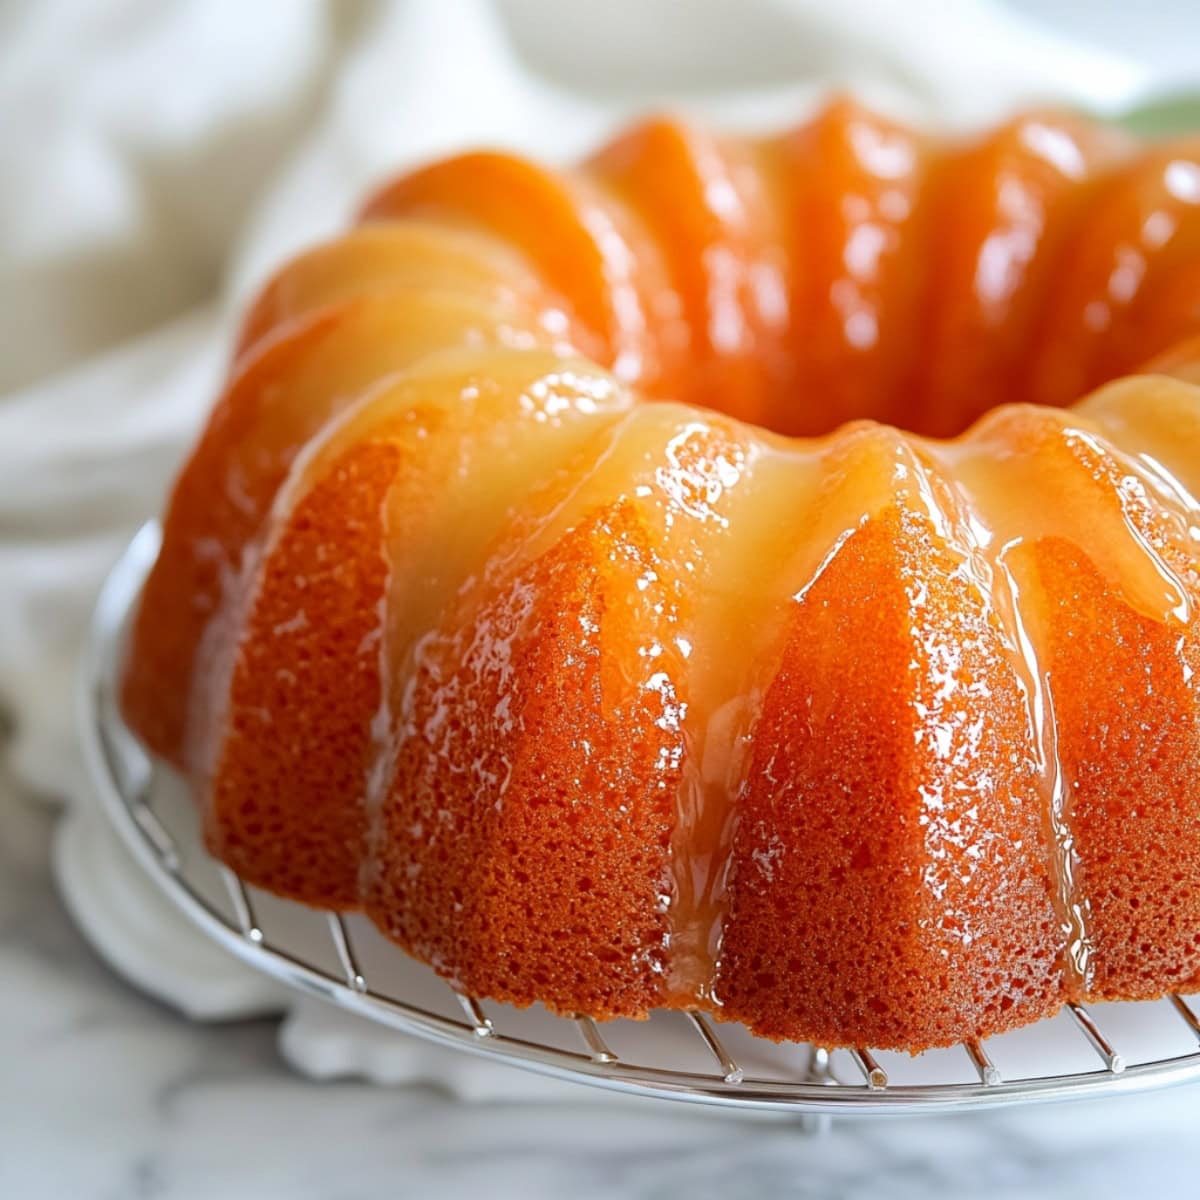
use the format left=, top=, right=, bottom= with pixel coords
left=79, top=524, right=1200, bottom=1115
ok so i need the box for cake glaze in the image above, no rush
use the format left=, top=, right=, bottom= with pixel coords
left=121, top=102, right=1200, bottom=1050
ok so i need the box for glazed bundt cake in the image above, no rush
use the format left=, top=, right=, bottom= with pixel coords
left=121, top=100, right=1200, bottom=1051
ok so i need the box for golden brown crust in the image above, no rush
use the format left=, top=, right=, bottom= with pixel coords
left=716, top=509, right=1063, bottom=1049
left=368, top=502, right=679, bottom=1018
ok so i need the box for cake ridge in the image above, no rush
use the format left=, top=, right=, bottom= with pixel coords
left=361, top=150, right=675, bottom=387
left=121, top=287, right=559, bottom=764
left=586, top=113, right=787, bottom=428
left=361, top=352, right=635, bottom=896
left=712, top=480, right=1064, bottom=1044
left=234, top=221, right=550, bottom=362
left=909, top=432, right=1084, bottom=997
left=1027, top=142, right=1200, bottom=411
left=919, top=394, right=1200, bottom=998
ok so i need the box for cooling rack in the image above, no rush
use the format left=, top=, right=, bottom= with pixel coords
left=78, top=523, right=1200, bottom=1115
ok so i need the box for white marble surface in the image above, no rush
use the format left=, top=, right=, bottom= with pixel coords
left=4, top=766, right=1200, bottom=1199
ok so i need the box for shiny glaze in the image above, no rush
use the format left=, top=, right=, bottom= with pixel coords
left=759, top=99, right=931, bottom=432
left=122, top=103, right=1200, bottom=1048
left=1028, top=147, right=1200, bottom=408
left=356, top=103, right=1199, bottom=439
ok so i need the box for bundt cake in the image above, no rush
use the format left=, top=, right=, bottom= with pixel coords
left=121, top=100, right=1200, bottom=1052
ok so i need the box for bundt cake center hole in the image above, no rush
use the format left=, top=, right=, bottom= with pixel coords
left=670, top=380, right=1040, bottom=441
left=674, top=355, right=1155, bottom=441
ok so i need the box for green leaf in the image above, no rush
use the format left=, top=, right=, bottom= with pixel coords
left=1118, top=92, right=1200, bottom=138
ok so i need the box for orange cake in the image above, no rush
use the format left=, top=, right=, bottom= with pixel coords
left=121, top=101, right=1200, bottom=1051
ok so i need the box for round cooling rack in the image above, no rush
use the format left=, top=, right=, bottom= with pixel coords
left=78, top=523, right=1200, bottom=1115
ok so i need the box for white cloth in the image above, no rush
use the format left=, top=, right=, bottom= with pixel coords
left=0, top=0, right=1155, bottom=1090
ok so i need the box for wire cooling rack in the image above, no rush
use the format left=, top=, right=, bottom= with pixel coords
left=78, top=523, right=1200, bottom=1115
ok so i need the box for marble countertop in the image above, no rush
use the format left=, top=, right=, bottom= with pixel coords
left=4, top=771, right=1199, bottom=1199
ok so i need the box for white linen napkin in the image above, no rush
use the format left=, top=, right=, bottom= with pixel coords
left=0, top=0, right=1148, bottom=1092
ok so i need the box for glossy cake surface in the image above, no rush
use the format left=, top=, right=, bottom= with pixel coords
left=122, top=102, right=1200, bottom=1050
